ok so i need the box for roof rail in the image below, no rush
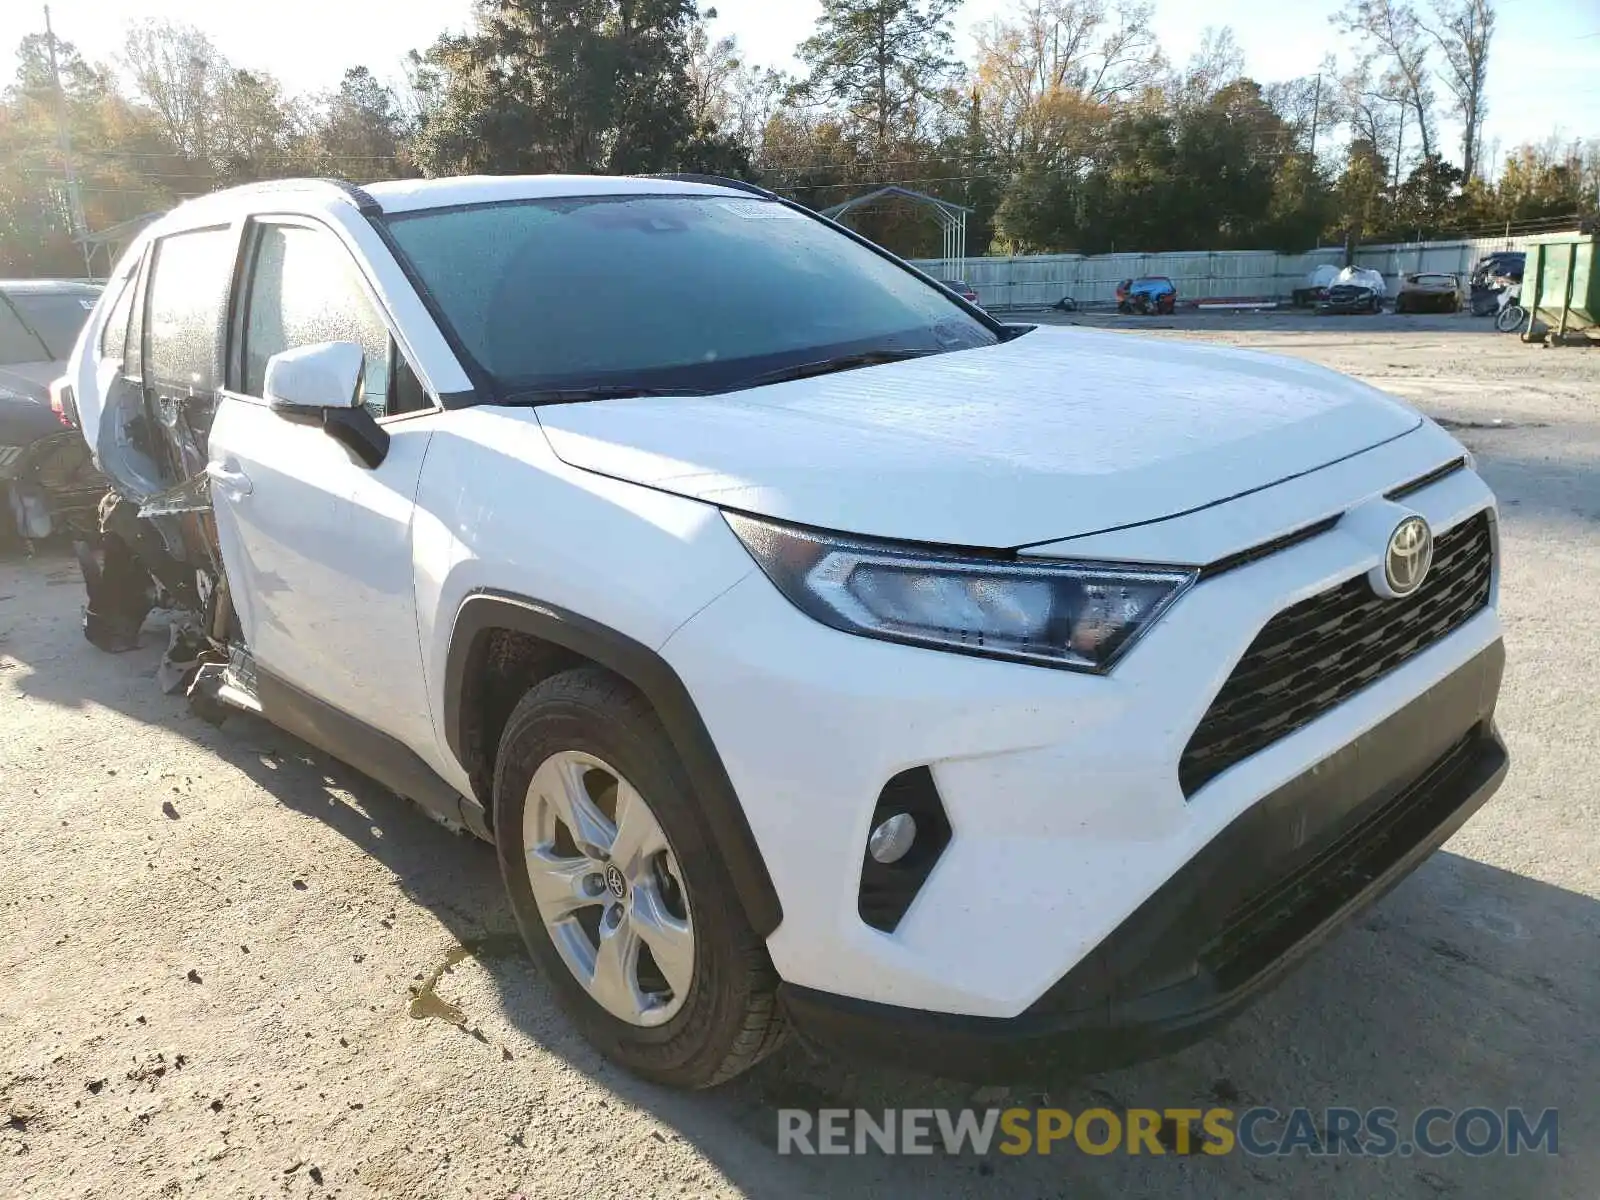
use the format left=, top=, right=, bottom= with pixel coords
left=200, top=177, right=383, bottom=216
left=640, top=173, right=777, bottom=199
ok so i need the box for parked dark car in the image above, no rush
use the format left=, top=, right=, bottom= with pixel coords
left=938, top=278, right=979, bottom=305
left=1318, top=281, right=1385, bottom=315
left=1115, top=276, right=1177, bottom=315
left=0, top=280, right=99, bottom=402
left=1, top=279, right=105, bottom=544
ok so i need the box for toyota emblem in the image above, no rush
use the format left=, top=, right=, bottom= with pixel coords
left=605, top=863, right=627, bottom=900
left=1384, top=516, right=1434, bottom=597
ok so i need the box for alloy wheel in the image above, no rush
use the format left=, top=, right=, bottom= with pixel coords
left=521, top=750, right=695, bottom=1026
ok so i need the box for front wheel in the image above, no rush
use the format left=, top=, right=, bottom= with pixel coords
left=1496, top=304, right=1527, bottom=334
left=493, top=666, right=785, bottom=1088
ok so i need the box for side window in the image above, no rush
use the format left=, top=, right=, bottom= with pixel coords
left=241, top=223, right=391, bottom=416
left=98, top=267, right=137, bottom=358
left=145, top=227, right=235, bottom=395
left=124, top=254, right=149, bottom=380
left=392, top=351, right=430, bottom=416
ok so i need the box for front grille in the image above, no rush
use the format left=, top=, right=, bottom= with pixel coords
left=1179, top=511, right=1493, bottom=796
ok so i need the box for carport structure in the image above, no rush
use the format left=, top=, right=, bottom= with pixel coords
left=819, top=185, right=972, bottom=269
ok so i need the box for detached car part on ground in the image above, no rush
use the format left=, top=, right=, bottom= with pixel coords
left=0, top=280, right=106, bottom=546
left=67, top=175, right=1508, bottom=1089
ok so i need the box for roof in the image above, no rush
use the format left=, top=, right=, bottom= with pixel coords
left=0, top=279, right=102, bottom=295
left=364, top=174, right=749, bottom=214
left=127, top=174, right=763, bottom=253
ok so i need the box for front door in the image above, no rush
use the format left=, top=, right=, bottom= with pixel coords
left=207, top=217, right=439, bottom=755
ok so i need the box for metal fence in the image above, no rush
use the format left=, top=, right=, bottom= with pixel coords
left=910, top=231, right=1579, bottom=311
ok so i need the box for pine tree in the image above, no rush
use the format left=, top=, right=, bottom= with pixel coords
left=791, top=0, right=959, bottom=156
left=411, top=0, right=745, bottom=178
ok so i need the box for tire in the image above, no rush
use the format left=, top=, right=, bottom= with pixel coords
left=493, top=665, right=785, bottom=1088
left=1496, top=305, right=1526, bottom=334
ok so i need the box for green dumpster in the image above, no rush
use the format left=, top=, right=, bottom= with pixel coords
left=1523, top=231, right=1598, bottom=342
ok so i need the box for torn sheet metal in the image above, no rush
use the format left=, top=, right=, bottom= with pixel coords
left=138, top=472, right=212, bottom=519
left=156, top=614, right=209, bottom=695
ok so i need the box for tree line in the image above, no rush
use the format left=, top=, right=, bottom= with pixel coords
left=3, top=0, right=1597, bottom=276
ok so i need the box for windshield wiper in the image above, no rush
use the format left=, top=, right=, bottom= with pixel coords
left=504, top=384, right=711, bottom=405
left=728, top=347, right=939, bottom=391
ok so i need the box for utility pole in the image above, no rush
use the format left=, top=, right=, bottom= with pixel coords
left=43, top=5, right=91, bottom=277
left=1393, top=101, right=1405, bottom=191
left=1308, top=72, right=1322, bottom=158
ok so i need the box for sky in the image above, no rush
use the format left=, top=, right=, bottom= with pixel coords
left=7, top=0, right=1598, bottom=166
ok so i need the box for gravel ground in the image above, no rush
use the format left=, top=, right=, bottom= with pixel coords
left=1, top=314, right=1596, bottom=1199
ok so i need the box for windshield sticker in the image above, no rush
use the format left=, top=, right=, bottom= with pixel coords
left=720, top=201, right=802, bottom=219
left=79, top=298, right=96, bottom=309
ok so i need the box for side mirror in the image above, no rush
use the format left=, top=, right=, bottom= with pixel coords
left=262, top=341, right=389, bottom=469
left=264, top=341, right=365, bottom=415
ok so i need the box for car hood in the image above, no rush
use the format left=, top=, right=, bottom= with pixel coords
left=536, top=325, right=1422, bottom=549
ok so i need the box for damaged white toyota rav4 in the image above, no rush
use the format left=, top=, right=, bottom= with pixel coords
left=67, top=174, right=1508, bottom=1088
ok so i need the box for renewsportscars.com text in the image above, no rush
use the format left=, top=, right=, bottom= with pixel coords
left=776, top=1107, right=1559, bottom=1158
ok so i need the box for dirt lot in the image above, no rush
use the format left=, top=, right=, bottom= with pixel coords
left=2, top=315, right=1596, bottom=1199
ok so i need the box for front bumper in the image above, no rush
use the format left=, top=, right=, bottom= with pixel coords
left=781, top=642, right=1507, bottom=1080
left=1319, top=294, right=1381, bottom=313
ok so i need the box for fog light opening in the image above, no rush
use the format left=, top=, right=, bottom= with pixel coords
left=868, top=813, right=917, bottom=865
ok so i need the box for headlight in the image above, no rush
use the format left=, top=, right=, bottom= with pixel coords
left=725, top=513, right=1195, bottom=673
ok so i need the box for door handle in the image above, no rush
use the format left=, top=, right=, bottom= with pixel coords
left=207, top=460, right=253, bottom=499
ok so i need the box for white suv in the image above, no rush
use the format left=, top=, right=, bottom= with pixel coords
left=68, top=174, right=1508, bottom=1089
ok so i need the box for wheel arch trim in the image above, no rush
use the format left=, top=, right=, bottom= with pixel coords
left=443, top=588, right=783, bottom=938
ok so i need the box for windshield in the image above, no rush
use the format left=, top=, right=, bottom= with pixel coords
left=383, top=194, right=998, bottom=397
left=0, top=290, right=98, bottom=362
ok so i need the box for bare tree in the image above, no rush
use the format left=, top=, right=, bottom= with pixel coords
left=1334, top=0, right=1435, bottom=167
left=1421, top=0, right=1494, bottom=180
left=120, top=20, right=229, bottom=168
left=1174, top=25, right=1245, bottom=110
left=687, top=8, right=741, bottom=130
left=1265, top=54, right=1339, bottom=155
left=973, top=0, right=1164, bottom=169
left=1336, top=58, right=1403, bottom=180
left=213, top=68, right=298, bottom=181
left=725, top=64, right=789, bottom=159
left=683, top=9, right=786, bottom=159
left=396, top=47, right=447, bottom=133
